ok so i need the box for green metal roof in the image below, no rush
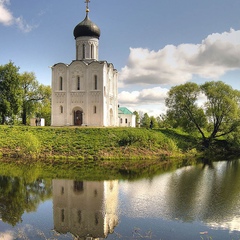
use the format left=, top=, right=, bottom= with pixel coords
left=118, top=107, right=133, bottom=115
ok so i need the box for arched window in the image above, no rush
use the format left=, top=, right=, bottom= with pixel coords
left=94, top=106, right=97, bottom=114
left=74, top=181, right=84, bottom=192
left=60, top=106, right=63, bottom=114
left=77, top=76, right=80, bottom=90
left=95, top=212, right=99, bottom=225
left=94, top=75, right=97, bottom=90
left=61, top=209, right=65, bottom=222
left=59, top=77, right=63, bottom=90
left=91, top=44, right=94, bottom=59
left=82, top=44, right=86, bottom=59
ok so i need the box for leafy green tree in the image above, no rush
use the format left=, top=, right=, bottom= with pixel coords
left=150, top=116, right=158, bottom=129
left=0, top=62, right=21, bottom=124
left=133, top=111, right=140, bottom=127
left=35, top=85, right=51, bottom=126
left=156, top=114, right=171, bottom=128
left=19, top=72, right=51, bottom=125
left=201, top=81, right=240, bottom=145
left=141, top=113, right=151, bottom=128
left=165, top=81, right=240, bottom=148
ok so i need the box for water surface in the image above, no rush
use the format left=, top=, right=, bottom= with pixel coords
left=0, top=160, right=240, bottom=239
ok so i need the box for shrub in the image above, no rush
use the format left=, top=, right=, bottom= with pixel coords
left=118, top=130, right=147, bottom=146
left=16, top=132, right=41, bottom=158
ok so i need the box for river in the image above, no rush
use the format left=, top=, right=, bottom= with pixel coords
left=0, top=159, right=240, bottom=239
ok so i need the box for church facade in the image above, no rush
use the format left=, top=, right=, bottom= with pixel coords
left=51, top=2, right=118, bottom=127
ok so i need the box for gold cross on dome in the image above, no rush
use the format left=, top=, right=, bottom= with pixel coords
left=85, top=0, right=90, bottom=9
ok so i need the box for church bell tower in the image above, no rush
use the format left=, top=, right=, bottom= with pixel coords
left=74, top=0, right=100, bottom=61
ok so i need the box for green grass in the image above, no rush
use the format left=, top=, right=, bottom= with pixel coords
left=0, top=125, right=200, bottom=160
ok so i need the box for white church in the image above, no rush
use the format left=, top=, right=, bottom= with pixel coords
left=51, top=1, right=119, bottom=127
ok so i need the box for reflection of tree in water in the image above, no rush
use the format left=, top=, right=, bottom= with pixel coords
left=201, top=161, right=240, bottom=222
left=0, top=177, right=24, bottom=226
left=0, top=176, right=52, bottom=226
left=165, top=166, right=203, bottom=222
left=166, top=161, right=240, bottom=224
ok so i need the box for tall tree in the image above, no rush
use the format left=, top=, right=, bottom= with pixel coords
left=201, top=81, right=240, bottom=144
left=150, top=116, right=158, bottom=129
left=156, top=114, right=171, bottom=128
left=141, top=113, right=151, bottom=128
left=165, top=81, right=240, bottom=148
left=35, top=85, right=51, bottom=126
left=133, top=111, right=140, bottom=127
left=19, top=72, right=51, bottom=125
left=0, top=62, right=21, bottom=124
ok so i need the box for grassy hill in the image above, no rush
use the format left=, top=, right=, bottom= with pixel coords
left=0, top=125, right=198, bottom=161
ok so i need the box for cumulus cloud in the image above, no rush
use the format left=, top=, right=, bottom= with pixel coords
left=0, top=0, right=13, bottom=25
left=119, top=29, right=240, bottom=86
left=119, top=87, right=168, bottom=106
left=0, top=231, right=14, bottom=240
left=118, top=87, right=168, bottom=116
left=0, top=0, right=35, bottom=32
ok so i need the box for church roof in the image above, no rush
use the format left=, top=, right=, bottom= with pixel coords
left=73, top=13, right=101, bottom=39
left=118, top=107, right=134, bottom=115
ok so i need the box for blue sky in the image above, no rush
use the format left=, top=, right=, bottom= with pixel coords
left=0, top=0, right=240, bottom=116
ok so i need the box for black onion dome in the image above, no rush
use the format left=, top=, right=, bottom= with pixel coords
left=73, top=13, right=101, bottom=39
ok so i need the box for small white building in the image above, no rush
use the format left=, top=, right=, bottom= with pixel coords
left=51, top=2, right=118, bottom=127
left=118, top=107, right=136, bottom=127
left=30, top=118, right=45, bottom=126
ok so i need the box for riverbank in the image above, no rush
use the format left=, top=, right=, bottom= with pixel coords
left=0, top=125, right=199, bottom=161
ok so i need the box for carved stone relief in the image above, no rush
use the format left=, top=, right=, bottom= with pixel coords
left=91, top=92, right=100, bottom=103
left=55, top=93, right=65, bottom=103
left=71, top=92, right=85, bottom=103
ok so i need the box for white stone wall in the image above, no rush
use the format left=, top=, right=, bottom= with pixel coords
left=119, top=114, right=136, bottom=127
left=51, top=63, right=68, bottom=126
left=76, top=36, right=99, bottom=61
left=51, top=60, right=118, bottom=127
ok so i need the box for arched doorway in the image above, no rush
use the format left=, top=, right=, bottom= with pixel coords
left=74, top=110, right=83, bottom=126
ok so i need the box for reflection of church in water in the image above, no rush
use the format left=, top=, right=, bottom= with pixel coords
left=52, top=180, right=119, bottom=239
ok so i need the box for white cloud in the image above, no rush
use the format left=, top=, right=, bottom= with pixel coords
left=0, top=0, right=35, bottom=32
left=119, top=29, right=240, bottom=87
left=0, top=231, right=14, bottom=240
left=118, top=87, right=168, bottom=116
left=15, top=16, right=36, bottom=33
left=118, top=87, right=168, bottom=105
left=0, top=0, right=13, bottom=25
